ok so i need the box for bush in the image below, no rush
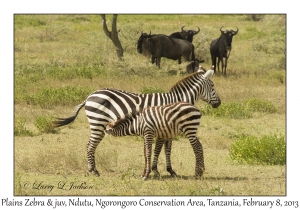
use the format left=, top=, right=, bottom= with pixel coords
left=229, top=135, right=286, bottom=165
left=24, top=86, right=92, bottom=108
left=14, top=117, right=34, bottom=136
left=245, top=98, right=277, bottom=113
left=202, top=98, right=277, bottom=119
left=140, top=86, right=165, bottom=94
left=202, top=101, right=252, bottom=119
left=34, top=115, right=56, bottom=134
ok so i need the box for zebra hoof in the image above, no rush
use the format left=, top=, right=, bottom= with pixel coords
left=195, top=168, right=204, bottom=177
left=167, top=167, right=177, bottom=177
left=142, top=176, right=148, bottom=181
left=170, top=171, right=178, bottom=178
left=90, top=170, right=100, bottom=177
left=152, top=170, right=160, bottom=178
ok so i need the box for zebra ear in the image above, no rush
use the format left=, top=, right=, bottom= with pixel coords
left=203, top=69, right=214, bottom=79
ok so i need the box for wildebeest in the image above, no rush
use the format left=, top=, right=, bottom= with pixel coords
left=210, top=26, right=239, bottom=75
left=170, top=26, right=200, bottom=43
left=137, top=32, right=195, bottom=69
left=186, top=58, right=205, bottom=74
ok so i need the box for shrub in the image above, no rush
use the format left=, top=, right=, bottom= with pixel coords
left=229, top=134, right=286, bottom=165
left=34, top=115, right=56, bottom=134
left=202, top=98, right=277, bottom=119
left=245, top=98, right=277, bottom=113
left=25, top=86, right=92, bottom=108
left=14, top=117, right=34, bottom=136
left=202, top=101, right=252, bottom=119
left=140, top=86, right=165, bottom=94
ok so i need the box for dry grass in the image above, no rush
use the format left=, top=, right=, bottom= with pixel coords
left=14, top=103, right=285, bottom=196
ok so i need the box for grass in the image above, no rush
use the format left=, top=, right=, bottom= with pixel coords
left=14, top=14, right=286, bottom=196
left=229, top=134, right=286, bottom=165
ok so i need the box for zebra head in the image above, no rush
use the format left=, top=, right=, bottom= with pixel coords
left=200, top=68, right=221, bottom=108
left=105, top=113, right=138, bottom=136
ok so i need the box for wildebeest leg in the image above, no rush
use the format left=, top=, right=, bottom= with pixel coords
left=224, top=58, right=228, bottom=75
left=217, top=57, right=221, bottom=73
left=211, top=55, right=217, bottom=72
left=152, top=139, right=164, bottom=177
left=164, top=140, right=177, bottom=177
left=156, top=57, right=161, bottom=68
left=178, top=57, right=182, bottom=64
left=224, top=50, right=231, bottom=75
left=151, top=56, right=156, bottom=64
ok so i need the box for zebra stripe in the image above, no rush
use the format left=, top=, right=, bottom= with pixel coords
left=105, top=102, right=203, bottom=180
left=53, top=68, right=220, bottom=176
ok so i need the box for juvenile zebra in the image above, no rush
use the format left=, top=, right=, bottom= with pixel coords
left=53, top=68, right=220, bottom=177
left=105, top=102, right=203, bottom=180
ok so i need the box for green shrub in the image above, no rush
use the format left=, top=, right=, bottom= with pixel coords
left=229, top=135, right=286, bottom=165
left=202, top=101, right=252, bottom=119
left=202, top=98, right=277, bottom=119
left=34, top=115, right=56, bottom=134
left=245, top=98, right=277, bottom=113
left=14, top=117, right=34, bottom=136
left=24, top=86, right=92, bottom=108
left=140, top=86, right=165, bottom=94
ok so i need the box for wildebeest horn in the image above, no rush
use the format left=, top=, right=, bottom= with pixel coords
left=194, top=27, right=200, bottom=34
left=220, top=26, right=225, bottom=33
left=233, top=27, right=239, bottom=35
left=149, top=31, right=151, bottom=35
left=181, top=25, right=185, bottom=31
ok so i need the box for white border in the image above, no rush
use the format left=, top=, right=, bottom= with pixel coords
left=3, top=1, right=298, bottom=209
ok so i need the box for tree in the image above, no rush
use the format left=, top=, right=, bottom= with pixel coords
left=100, top=14, right=124, bottom=61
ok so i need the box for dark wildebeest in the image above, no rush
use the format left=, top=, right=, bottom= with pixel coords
left=210, top=26, right=239, bottom=75
left=137, top=32, right=195, bottom=69
left=186, top=58, right=205, bottom=74
left=170, top=26, right=200, bottom=43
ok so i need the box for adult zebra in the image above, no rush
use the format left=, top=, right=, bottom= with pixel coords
left=53, top=68, right=221, bottom=176
left=105, top=102, right=203, bottom=180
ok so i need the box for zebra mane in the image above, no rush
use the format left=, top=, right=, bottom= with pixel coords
left=169, top=67, right=207, bottom=91
left=108, top=112, right=138, bottom=128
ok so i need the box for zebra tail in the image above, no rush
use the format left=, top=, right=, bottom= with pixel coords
left=52, top=100, right=86, bottom=128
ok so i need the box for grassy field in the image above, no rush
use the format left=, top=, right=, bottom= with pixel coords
left=14, top=14, right=286, bottom=196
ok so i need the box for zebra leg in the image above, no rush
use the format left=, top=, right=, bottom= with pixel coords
left=86, top=129, right=105, bottom=176
left=164, top=140, right=177, bottom=177
left=142, top=140, right=147, bottom=178
left=188, top=136, right=205, bottom=177
left=142, top=136, right=153, bottom=180
left=152, top=139, right=164, bottom=177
